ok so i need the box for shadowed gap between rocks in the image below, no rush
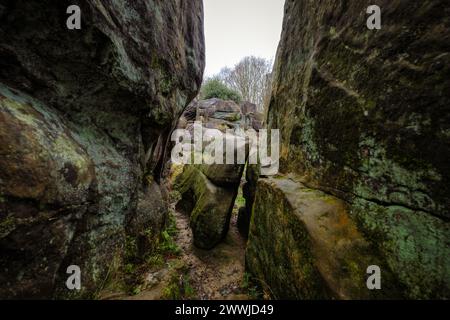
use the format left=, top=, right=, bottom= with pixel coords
left=169, top=98, right=264, bottom=250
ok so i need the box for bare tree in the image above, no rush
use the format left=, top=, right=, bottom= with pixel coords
left=219, top=56, right=272, bottom=111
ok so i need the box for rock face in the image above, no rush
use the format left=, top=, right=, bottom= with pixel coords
left=173, top=99, right=253, bottom=249
left=247, top=177, right=405, bottom=299
left=246, top=0, right=450, bottom=299
left=0, top=0, right=204, bottom=298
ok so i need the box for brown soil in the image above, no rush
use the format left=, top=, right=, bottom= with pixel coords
left=101, top=206, right=248, bottom=300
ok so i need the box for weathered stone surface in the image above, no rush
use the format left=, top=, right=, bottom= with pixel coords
left=240, top=102, right=257, bottom=115
left=126, top=181, right=168, bottom=257
left=240, top=102, right=264, bottom=131
left=247, top=0, right=450, bottom=299
left=197, top=99, right=242, bottom=124
left=248, top=113, right=264, bottom=132
left=269, top=0, right=450, bottom=217
left=246, top=177, right=405, bottom=299
left=171, top=98, right=261, bottom=249
left=197, top=133, right=247, bottom=187
left=174, top=166, right=236, bottom=250
left=0, top=86, right=96, bottom=298
left=198, top=163, right=245, bottom=188
left=0, top=0, right=204, bottom=298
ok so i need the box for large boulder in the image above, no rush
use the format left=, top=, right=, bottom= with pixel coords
left=0, top=0, right=204, bottom=298
left=174, top=166, right=237, bottom=249
left=247, top=0, right=450, bottom=299
left=197, top=133, right=247, bottom=187
left=197, top=99, right=242, bottom=125
left=172, top=99, right=250, bottom=249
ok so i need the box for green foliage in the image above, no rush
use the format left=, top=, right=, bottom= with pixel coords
left=146, top=254, right=164, bottom=269
left=159, top=211, right=182, bottom=257
left=200, top=77, right=242, bottom=103
left=131, top=287, right=141, bottom=296
left=160, top=230, right=182, bottom=256
left=124, top=236, right=138, bottom=262
left=166, top=211, right=179, bottom=238
left=121, top=211, right=181, bottom=295
left=232, top=185, right=246, bottom=216
left=162, top=260, right=196, bottom=300
left=169, top=190, right=182, bottom=204
left=0, top=216, right=15, bottom=238
left=236, top=193, right=246, bottom=208
left=242, top=272, right=264, bottom=299
left=124, top=263, right=136, bottom=275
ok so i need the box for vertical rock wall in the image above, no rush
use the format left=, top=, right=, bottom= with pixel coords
left=247, top=0, right=449, bottom=299
left=173, top=99, right=249, bottom=249
left=0, top=0, right=204, bottom=298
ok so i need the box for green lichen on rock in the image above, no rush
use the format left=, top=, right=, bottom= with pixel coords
left=172, top=97, right=252, bottom=249
left=351, top=199, right=450, bottom=299
left=246, top=178, right=329, bottom=299
left=162, top=260, right=196, bottom=300
left=174, top=166, right=237, bottom=249
left=0, top=0, right=204, bottom=299
left=0, top=216, right=16, bottom=238
left=251, top=0, right=450, bottom=299
left=246, top=177, right=404, bottom=299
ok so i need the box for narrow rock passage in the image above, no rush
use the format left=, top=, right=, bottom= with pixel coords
left=170, top=209, right=248, bottom=300
left=113, top=205, right=249, bottom=300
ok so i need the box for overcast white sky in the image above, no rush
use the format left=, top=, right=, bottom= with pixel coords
left=203, top=0, right=285, bottom=77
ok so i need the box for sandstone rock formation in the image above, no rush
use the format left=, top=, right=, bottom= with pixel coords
left=0, top=0, right=204, bottom=298
left=237, top=164, right=259, bottom=237
left=173, top=98, right=257, bottom=249
left=246, top=0, right=450, bottom=299
left=174, top=165, right=239, bottom=250
left=246, top=177, right=404, bottom=299
left=241, top=101, right=264, bottom=131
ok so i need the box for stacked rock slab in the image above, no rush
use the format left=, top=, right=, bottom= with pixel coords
left=246, top=0, right=450, bottom=299
left=0, top=0, right=204, bottom=298
left=236, top=102, right=263, bottom=236
left=174, top=99, right=255, bottom=249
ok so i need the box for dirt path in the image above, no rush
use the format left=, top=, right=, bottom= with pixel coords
left=103, top=206, right=249, bottom=300
left=170, top=209, right=248, bottom=300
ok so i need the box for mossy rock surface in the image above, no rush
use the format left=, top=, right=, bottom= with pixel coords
left=268, top=0, right=449, bottom=217
left=246, top=177, right=404, bottom=299
left=174, top=166, right=237, bottom=249
left=0, top=0, right=204, bottom=298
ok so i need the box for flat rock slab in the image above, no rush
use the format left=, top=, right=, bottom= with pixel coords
left=246, top=176, right=402, bottom=299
